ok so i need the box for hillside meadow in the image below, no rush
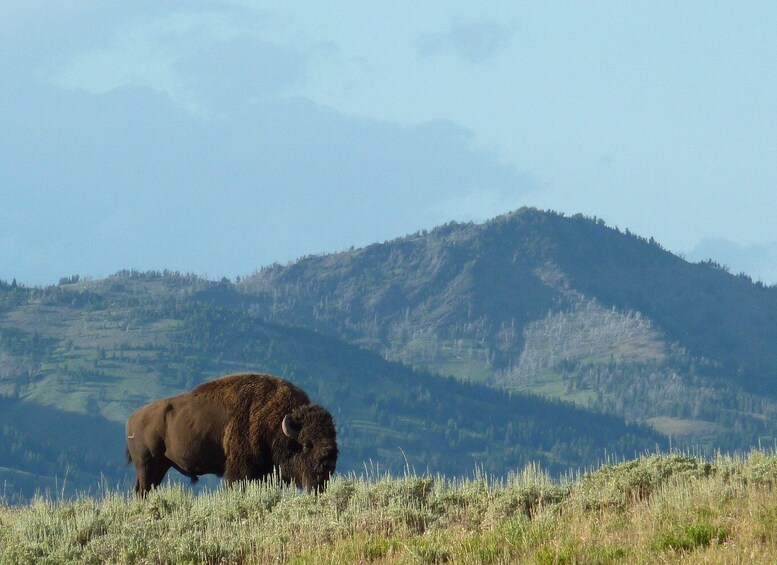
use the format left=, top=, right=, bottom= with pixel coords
left=2, top=451, right=777, bottom=563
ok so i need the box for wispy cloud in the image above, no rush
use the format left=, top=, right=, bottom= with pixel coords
left=0, top=4, right=537, bottom=285
left=47, top=8, right=304, bottom=116
left=416, top=20, right=514, bottom=64
left=0, top=86, right=533, bottom=284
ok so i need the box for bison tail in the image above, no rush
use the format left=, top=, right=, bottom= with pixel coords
left=125, top=447, right=132, bottom=466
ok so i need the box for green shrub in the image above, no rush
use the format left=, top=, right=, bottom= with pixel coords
left=572, top=454, right=714, bottom=510
left=653, top=520, right=727, bottom=552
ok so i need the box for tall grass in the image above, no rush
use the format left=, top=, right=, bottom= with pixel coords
left=3, top=451, right=777, bottom=563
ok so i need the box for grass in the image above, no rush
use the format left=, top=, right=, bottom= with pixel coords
left=3, top=451, right=777, bottom=563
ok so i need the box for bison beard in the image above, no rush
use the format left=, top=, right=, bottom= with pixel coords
left=125, top=373, right=338, bottom=496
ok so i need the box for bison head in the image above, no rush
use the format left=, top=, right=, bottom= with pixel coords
left=279, top=404, right=338, bottom=492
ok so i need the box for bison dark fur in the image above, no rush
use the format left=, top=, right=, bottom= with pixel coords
left=125, top=373, right=338, bottom=495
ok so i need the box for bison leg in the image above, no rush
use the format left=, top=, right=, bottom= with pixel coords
left=134, top=457, right=172, bottom=496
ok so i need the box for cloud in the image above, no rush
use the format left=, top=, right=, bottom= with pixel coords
left=0, top=83, right=533, bottom=284
left=0, top=2, right=192, bottom=79
left=47, top=8, right=301, bottom=116
left=0, top=5, right=534, bottom=285
left=174, top=35, right=308, bottom=113
left=417, top=20, right=514, bottom=63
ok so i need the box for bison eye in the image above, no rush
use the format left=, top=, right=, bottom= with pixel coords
left=303, top=440, right=313, bottom=452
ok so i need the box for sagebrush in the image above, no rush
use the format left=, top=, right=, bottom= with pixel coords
left=3, top=451, right=777, bottom=563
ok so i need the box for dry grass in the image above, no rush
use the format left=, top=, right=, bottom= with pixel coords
left=2, top=451, right=777, bottom=563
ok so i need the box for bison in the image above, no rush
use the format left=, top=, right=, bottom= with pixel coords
left=125, top=373, right=338, bottom=495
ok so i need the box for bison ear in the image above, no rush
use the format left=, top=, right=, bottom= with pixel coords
left=282, top=414, right=301, bottom=440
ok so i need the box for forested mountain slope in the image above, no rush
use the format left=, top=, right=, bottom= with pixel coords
left=2, top=207, right=775, bottom=498
left=238, top=209, right=777, bottom=449
left=0, top=274, right=663, bottom=498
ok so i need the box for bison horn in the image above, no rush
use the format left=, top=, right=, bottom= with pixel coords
left=282, top=414, right=301, bottom=439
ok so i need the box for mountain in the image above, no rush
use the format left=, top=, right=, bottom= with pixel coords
left=0, top=271, right=663, bottom=498
left=235, top=208, right=777, bottom=449
left=4, top=207, right=776, bottom=499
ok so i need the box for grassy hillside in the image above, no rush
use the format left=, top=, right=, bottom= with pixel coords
left=0, top=273, right=664, bottom=498
left=3, top=450, right=777, bottom=563
left=238, top=208, right=777, bottom=449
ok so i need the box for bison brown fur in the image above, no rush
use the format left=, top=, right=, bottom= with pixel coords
left=125, top=373, right=338, bottom=495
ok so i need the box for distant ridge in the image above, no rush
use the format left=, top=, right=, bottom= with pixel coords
left=237, top=208, right=777, bottom=449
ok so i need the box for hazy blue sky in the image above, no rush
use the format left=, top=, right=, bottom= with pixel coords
left=3, top=2, right=777, bottom=285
